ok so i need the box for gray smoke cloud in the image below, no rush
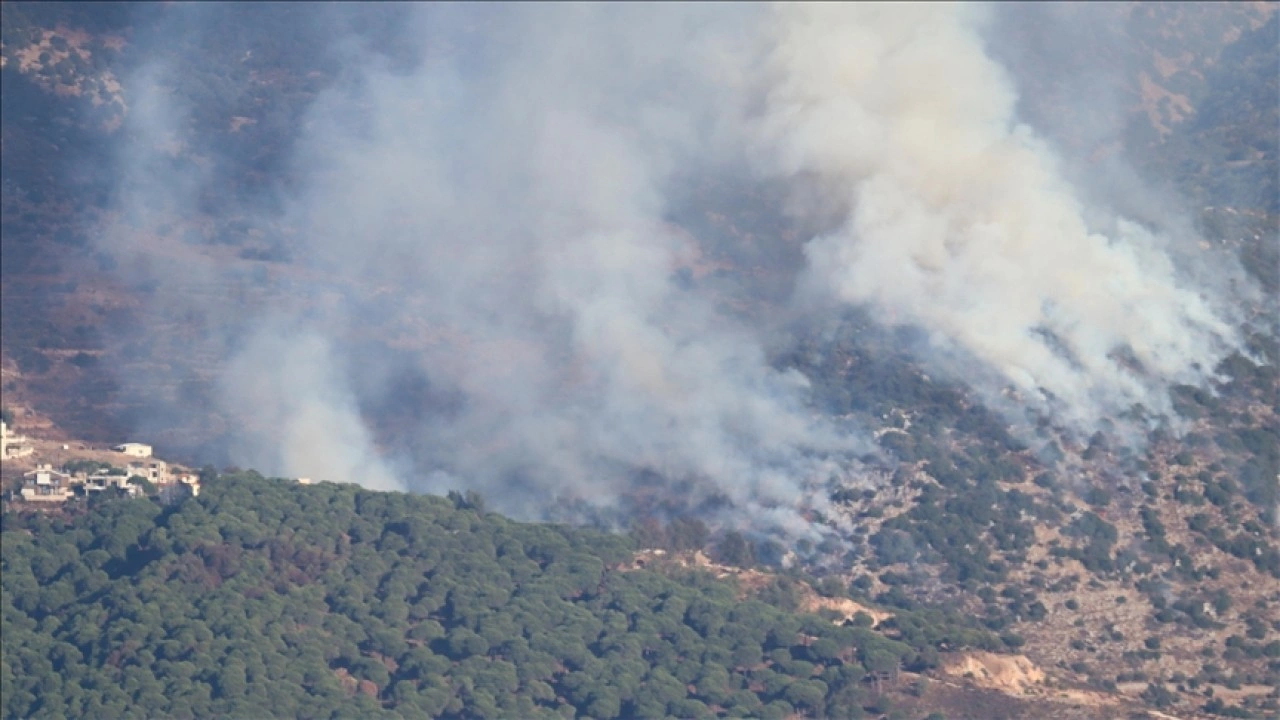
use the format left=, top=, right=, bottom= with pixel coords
left=91, top=3, right=1255, bottom=530
left=738, top=4, right=1245, bottom=433
left=271, top=4, right=865, bottom=533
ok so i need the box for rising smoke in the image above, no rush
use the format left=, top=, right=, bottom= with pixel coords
left=739, top=4, right=1243, bottom=432
left=91, top=3, right=1254, bottom=531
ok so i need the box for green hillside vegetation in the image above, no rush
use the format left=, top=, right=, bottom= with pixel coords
left=1, top=473, right=1000, bottom=720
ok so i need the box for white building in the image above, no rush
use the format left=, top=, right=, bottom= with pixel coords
left=20, top=464, right=72, bottom=502
left=125, top=459, right=168, bottom=483
left=115, top=443, right=153, bottom=458
left=0, top=421, right=34, bottom=460
left=83, top=474, right=141, bottom=497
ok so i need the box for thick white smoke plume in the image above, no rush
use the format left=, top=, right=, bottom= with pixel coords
left=741, top=4, right=1241, bottom=431
left=259, top=4, right=861, bottom=531
left=95, top=3, right=1250, bottom=528
left=219, top=324, right=402, bottom=493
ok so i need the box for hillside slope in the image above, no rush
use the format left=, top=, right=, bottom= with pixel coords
left=4, top=473, right=1029, bottom=720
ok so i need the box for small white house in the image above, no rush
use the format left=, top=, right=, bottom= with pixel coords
left=20, top=464, right=72, bottom=502
left=126, top=460, right=168, bottom=483
left=1, top=421, right=34, bottom=460
left=115, top=443, right=153, bottom=458
left=83, top=474, right=141, bottom=496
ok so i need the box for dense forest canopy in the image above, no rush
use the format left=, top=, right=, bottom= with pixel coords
left=1, top=474, right=1007, bottom=720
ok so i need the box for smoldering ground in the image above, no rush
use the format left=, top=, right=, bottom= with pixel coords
left=85, top=3, right=1259, bottom=534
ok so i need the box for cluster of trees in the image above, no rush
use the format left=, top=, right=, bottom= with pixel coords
left=786, top=322, right=1021, bottom=458
left=1187, top=511, right=1280, bottom=579
left=1, top=472, right=993, bottom=720
left=60, top=459, right=122, bottom=476
left=858, top=466, right=1049, bottom=591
